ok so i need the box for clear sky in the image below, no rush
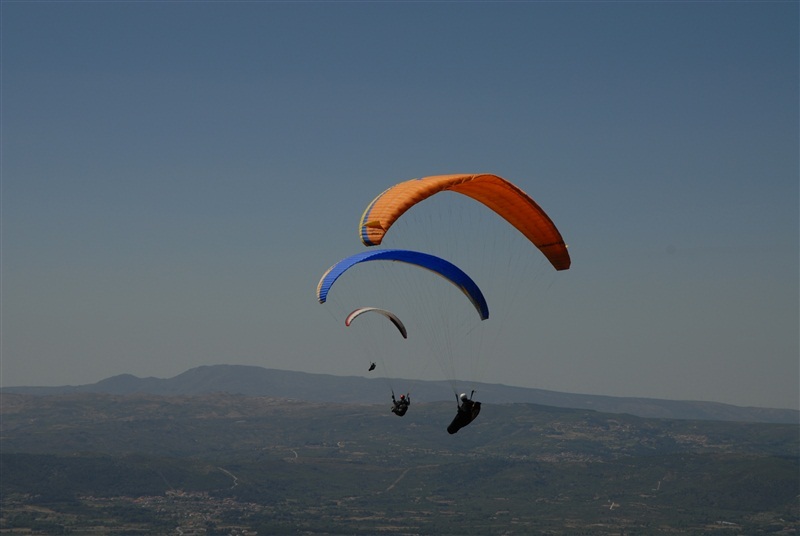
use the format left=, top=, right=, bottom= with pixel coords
left=2, top=1, right=797, bottom=410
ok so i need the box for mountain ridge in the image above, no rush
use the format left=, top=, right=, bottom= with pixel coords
left=3, top=364, right=797, bottom=424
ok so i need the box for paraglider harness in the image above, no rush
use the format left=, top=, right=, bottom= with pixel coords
left=391, top=390, right=410, bottom=417
left=447, top=390, right=481, bottom=434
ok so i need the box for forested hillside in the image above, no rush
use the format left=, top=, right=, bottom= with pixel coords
left=2, top=392, right=798, bottom=535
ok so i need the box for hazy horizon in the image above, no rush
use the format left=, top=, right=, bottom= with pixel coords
left=5, top=362, right=799, bottom=413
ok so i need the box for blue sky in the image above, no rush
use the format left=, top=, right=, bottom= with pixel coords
left=2, top=2, right=797, bottom=410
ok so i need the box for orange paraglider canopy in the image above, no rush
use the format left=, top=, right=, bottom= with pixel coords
left=359, top=174, right=571, bottom=271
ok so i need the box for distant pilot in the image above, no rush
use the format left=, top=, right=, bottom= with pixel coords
left=391, top=393, right=410, bottom=417
left=447, top=392, right=481, bottom=434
